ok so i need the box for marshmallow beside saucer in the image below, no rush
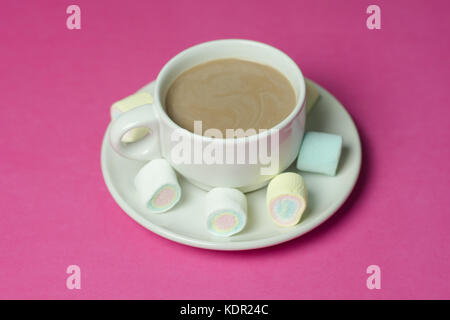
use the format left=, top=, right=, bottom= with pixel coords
left=134, top=159, right=181, bottom=213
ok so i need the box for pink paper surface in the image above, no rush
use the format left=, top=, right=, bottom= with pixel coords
left=1, top=0, right=449, bottom=299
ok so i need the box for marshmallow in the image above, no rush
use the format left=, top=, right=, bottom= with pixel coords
left=205, top=188, right=247, bottom=237
left=110, top=92, right=154, bottom=143
left=297, top=131, right=343, bottom=176
left=305, top=79, right=320, bottom=113
left=134, top=159, right=181, bottom=213
left=266, top=172, right=307, bottom=227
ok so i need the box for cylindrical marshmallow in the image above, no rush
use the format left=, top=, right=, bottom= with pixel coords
left=266, top=172, right=307, bottom=227
left=296, top=131, right=343, bottom=176
left=305, top=79, right=320, bottom=113
left=205, top=188, right=247, bottom=237
left=134, top=159, right=181, bottom=213
left=110, top=92, right=154, bottom=143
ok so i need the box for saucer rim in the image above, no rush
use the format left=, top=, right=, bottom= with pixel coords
left=101, top=79, right=362, bottom=251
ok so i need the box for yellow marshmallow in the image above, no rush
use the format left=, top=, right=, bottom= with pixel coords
left=110, top=92, right=154, bottom=143
left=266, top=172, right=308, bottom=227
left=305, top=79, right=320, bottom=113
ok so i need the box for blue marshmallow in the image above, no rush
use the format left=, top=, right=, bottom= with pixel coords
left=296, top=131, right=343, bottom=176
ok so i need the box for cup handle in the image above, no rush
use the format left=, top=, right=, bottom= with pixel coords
left=109, top=103, right=161, bottom=161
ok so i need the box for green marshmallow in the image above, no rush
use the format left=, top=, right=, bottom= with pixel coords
left=297, top=131, right=343, bottom=176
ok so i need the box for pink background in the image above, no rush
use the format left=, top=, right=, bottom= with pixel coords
left=1, top=0, right=449, bottom=299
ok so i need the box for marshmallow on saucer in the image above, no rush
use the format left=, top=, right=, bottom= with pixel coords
left=305, top=79, right=320, bottom=113
left=134, top=159, right=181, bottom=213
left=205, top=188, right=247, bottom=237
left=266, top=172, right=308, bottom=227
left=110, top=92, right=154, bottom=143
left=297, top=131, right=343, bottom=176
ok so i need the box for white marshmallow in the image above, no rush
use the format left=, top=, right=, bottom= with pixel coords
left=205, top=188, right=247, bottom=237
left=134, top=159, right=181, bottom=213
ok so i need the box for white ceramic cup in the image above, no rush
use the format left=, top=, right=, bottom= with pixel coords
left=109, top=39, right=306, bottom=192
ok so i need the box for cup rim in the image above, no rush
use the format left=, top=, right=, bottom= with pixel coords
left=154, top=39, right=306, bottom=143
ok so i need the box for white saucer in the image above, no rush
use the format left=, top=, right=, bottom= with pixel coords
left=101, top=79, right=361, bottom=250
